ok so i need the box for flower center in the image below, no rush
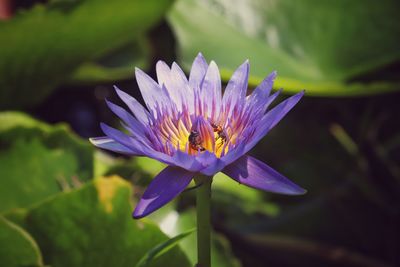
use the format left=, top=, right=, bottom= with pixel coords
left=187, top=117, right=230, bottom=157
left=153, top=114, right=231, bottom=158
left=186, top=122, right=228, bottom=157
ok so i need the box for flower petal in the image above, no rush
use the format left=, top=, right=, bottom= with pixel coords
left=255, top=71, right=276, bottom=95
left=156, top=61, right=182, bottom=108
left=135, top=67, right=171, bottom=112
left=105, top=100, right=146, bottom=138
left=171, top=150, right=204, bottom=171
left=114, top=86, right=149, bottom=125
left=199, top=158, right=225, bottom=176
left=223, top=155, right=306, bottom=195
left=201, top=61, right=222, bottom=120
left=245, top=71, right=277, bottom=113
left=222, top=60, right=249, bottom=117
left=100, top=123, right=146, bottom=155
left=156, top=61, right=193, bottom=112
left=245, top=91, right=304, bottom=153
left=200, top=142, right=247, bottom=176
left=155, top=60, right=171, bottom=87
left=189, top=52, right=208, bottom=90
left=89, top=137, right=137, bottom=155
left=172, top=62, right=194, bottom=110
left=263, top=90, right=304, bottom=130
left=133, top=166, right=195, bottom=218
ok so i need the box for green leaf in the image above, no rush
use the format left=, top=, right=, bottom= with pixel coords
left=0, top=216, right=43, bottom=267
left=136, top=229, right=195, bottom=267
left=0, top=139, right=79, bottom=212
left=94, top=151, right=166, bottom=187
left=168, top=0, right=400, bottom=96
left=70, top=39, right=150, bottom=84
left=2, top=208, right=29, bottom=230
left=23, top=176, right=191, bottom=267
left=0, top=0, right=173, bottom=109
left=0, top=111, right=93, bottom=181
left=134, top=157, right=167, bottom=177
left=0, top=112, right=93, bottom=212
left=0, top=111, right=51, bottom=132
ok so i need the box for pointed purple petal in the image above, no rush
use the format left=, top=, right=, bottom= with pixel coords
left=133, top=166, right=195, bottom=218
left=264, top=89, right=282, bottom=110
left=171, top=62, right=194, bottom=109
left=201, top=61, right=222, bottom=119
left=156, top=61, right=193, bottom=111
left=246, top=71, right=277, bottom=112
left=247, top=89, right=282, bottom=121
left=135, top=68, right=171, bottom=112
left=100, top=123, right=145, bottom=155
left=155, top=60, right=171, bottom=87
left=245, top=91, right=304, bottom=153
left=189, top=52, right=208, bottom=90
left=223, top=155, right=306, bottom=195
left=251, top=71, right=276, bottom=97
left=105, top=100, right=146, bottom=137
left=171, top=62, right=189, bottom=83
left=114, top=86, right=149, bottom=125
left=221, top=142, right=247, bottom=166
left=89, top=137, right=137, bottom=155
left=222, top=60, right=249, bottom=116
left=264, top=90, right=304, bottom=130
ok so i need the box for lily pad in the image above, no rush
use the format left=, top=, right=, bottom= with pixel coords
left=0, top=0, right=173, bottom=108
left=0, top=111, right=93, bottom=181
left=0, top=112, right=93, bottom=212
left=0, top=139, right=79, bottom=212
left=71, top=39, right=150, bottom=84
left=168, top=0, right=400, bottom=96
left=0, top=216, right=43, bottom=267
left=24, top=176, right=191, bottom=267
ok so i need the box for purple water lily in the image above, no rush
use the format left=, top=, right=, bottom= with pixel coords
left=90, top=53, right=305, bottom=219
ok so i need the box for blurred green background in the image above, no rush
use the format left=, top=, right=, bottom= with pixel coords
left=0, top=0, right=399, bottom=266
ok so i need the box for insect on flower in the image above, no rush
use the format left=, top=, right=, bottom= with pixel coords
left=188, top=130, right=206, bottom=152
left=90, top=53, right=306, bottom=219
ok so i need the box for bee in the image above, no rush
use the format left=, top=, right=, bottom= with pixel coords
left=211, top=123, right=227, bottom=143
left=188, top=130, right=205, bottom=151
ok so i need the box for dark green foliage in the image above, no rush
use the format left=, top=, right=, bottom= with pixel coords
left=0, top=216, right=43, bottom=267
left=169, top=0, right=400, bottom=96
left=0, top=0, right=172, bottom=109
left=0, top=112, right=93, bottom=212
left=22, top=176, right=191, bottom=267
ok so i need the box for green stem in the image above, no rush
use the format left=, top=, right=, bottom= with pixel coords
left=195, top=176, right=212, bottom=267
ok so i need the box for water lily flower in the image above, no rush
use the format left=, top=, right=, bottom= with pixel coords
left=90, top=53, right=305, bottom=219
